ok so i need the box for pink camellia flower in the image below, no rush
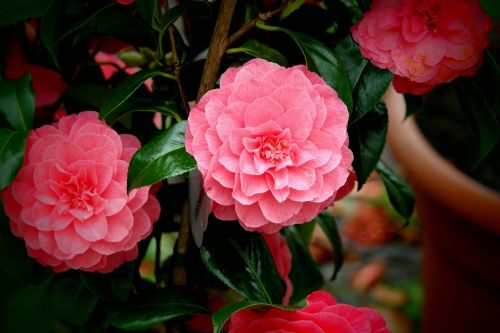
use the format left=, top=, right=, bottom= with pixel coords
left=0, top=111, right=160, bottom=273
left=351, top=0, right=490, bottom=94
left=185, top=58, right=354, bottom=233
left=263, top=232, right=293, bottom=305
left=229, top=290, right=390, bottom=333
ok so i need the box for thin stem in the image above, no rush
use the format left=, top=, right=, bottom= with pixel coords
left=154, top=233, right=162, bottom=287
left=227, top=0, right=293, bottom=47
left=197, top=0, right=238, bottom=100
left=172, top=202, right=190, bottom=287
left=163, top=1, right=190, bottom=117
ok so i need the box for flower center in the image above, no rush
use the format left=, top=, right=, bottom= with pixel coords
left=417, top=4, right=440, bottom=32
left=59, top=175, right=98, bottom=211
left=258, top=134, right=290, bottom=164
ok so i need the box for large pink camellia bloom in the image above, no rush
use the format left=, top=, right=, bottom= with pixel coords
left=229, top=290, right=390, bottom=333
left=351, top=0, right=490, bottom=94
left=186, top=59, right=353, bottom=233
left=1, top=112, right=160, bottom=273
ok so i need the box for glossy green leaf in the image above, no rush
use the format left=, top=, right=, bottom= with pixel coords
left=0, top=0, right=51, bottom=28
left=316, top=212, right=344, bottom=281
left=481, top=0, right=500, bottom=18
left=227, top=39, right=288, bottom=67
left=0, top=74, right=35, bottom=131
left=54, top=3, right=115, bottom=46
left=287, top=30, right=353, bottom=112
left=40, top=0, right=65, bottom=67
left=63, top=84, right=109, bottom=109
left=283, top=226, right=324, bottom=303
left=0, top=129, right=28, bottom=190
left=158, top=3, right=189, bottom=35
left=108, top=288, right=209, bottom=330
left=350, top=63, right=393, bottom=123
left=201, top=221, right=283, bottom=304
left=50, top=272, right=98, bottom=326
left=280, top=0, right=305, bottom=20
left=127, top=121, right=196, bottom=190
left=80, top=262, right=134, bottom=301
left=455, top=78, right=500, bottom=166
left=213, top=301, right=295, bottom=333
left=104, top=97, right=180, bottom=124
left=100, top=69, right=173, bottom=121
left=256, top=23, right=353, bottom=112
left=334, top=35, right=368, bottom=89
left=375, top=160, right=415, bottom=224
left=349, top=101, right=388, bottom=188
left=136, top=0, right=159, bottom=28
left=70, top=4, right=151, bottom=45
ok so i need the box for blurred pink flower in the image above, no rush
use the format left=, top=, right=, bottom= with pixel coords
left=351, top=0, right=490, bottom=94
left=228, top=290, right=390, bottom=333
left=263, top=232, right=293, bottom=305
left=92, top=38, right=153, bottom=92
left=5, top=38, right=67, bottom=107
left=116, top=0, right=135, bottom=5
left=1, top=112, right=160, bottom=273
left=186, top=59, right=353, bottom=233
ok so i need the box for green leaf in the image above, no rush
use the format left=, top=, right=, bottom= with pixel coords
left=375, top=160, right=415, bottom=224
left=0, top=0, right=51, bottom=28
left=201, top=221, right=283, bottom=304
left=283, top=226, right=324, bottom=303
left=256, top=23, right=353, bottom=112
left=0, top=129, right=28, bottom=190
left=334, top=35, right=368, bottom=90
left=63, top=84, right=110, bottom=109
left=127, top=121, right=196, bottom=190
left=100, top=69, right=172, bottom=121
left=80, top=262, right=134, bottom=301
left=349, top=101, right=388, bottom=188
left=0, top=74, right=35, bottom=131
left=455, top=78, right=500, bottom=166
left=136, top=0, right=159, bottom=28
left=40, top=0, right=65, bottom=67
left=280, top=0, right=305, bottom=20
left=104, top=97, right=180, bottom=124
left=227, top=39, right=288, bottom=67
left=481, top=0, right=500, bottom=18
left=316, top=212, right=344, bottom=281
left=350, top=63, right=393, bottom=122
left=213, top=301, right=295, bottom=333
left=108, top=288, right=209, bottom=330
left=50, top=272, right=98, bottom=326
left=54, top=3, right=115, bottom=47
left=158, top=3, right=188, bottom=35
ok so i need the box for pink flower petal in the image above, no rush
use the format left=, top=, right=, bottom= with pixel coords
left=74, top=213, right=108, bottom=241
left=104, top=206, right=134, bottom=242
left=54, top=225, right=90, bottom=255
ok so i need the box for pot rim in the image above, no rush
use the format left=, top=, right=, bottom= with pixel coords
left=384, top=84, right=500, bottom=235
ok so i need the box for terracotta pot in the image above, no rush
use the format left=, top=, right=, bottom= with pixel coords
left=383, top=85, right=500, bottom=333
